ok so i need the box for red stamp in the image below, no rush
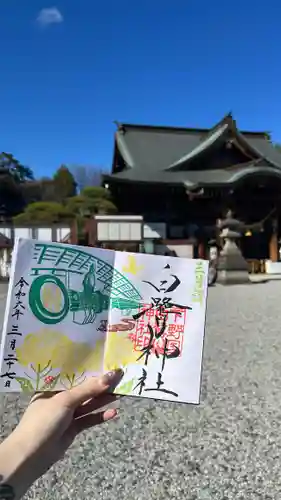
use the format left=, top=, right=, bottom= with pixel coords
left=130, top=304, right=188, bottom=356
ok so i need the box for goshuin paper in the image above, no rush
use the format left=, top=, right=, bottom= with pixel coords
left=0, top=238, right=209, bottom=404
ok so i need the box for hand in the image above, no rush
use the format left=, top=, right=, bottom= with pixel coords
left=0, top=369, right=123, bottom=500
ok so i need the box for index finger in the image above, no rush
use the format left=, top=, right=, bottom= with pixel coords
left=61, top=369, right=124, bottom=408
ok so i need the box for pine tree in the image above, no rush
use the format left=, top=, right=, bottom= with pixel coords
left=53, top=165, right=77, bottom=202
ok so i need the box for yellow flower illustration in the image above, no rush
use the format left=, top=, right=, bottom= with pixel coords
left=15, top=329, right=106, bottom=391
left=16, top=329, right=72, bottom=369
left=122, top=255, right=144, bottom=275
left=103, top=331, right=141, bottom=371
left=61, top=339, right=105, bottom=376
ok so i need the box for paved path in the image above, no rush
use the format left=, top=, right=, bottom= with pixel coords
left=1, top=282, right=281, bottom=499
left=0, top=282, right=8, bottom=297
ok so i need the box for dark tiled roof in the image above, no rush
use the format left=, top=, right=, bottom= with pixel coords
left=115, top=125, right=202, bottom=171
left=106, top=161, right=281, bottom=188
left=166, top=124, right=228, bottom=170
left=110, top=115, right=281, bottom=187
left=244, top=136, right=281, bottom=168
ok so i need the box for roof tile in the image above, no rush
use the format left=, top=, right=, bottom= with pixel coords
left=110, top=116, right=281, bottom=186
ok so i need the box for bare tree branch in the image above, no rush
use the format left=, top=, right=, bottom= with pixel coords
left=69, top=165, right=106, bottom=192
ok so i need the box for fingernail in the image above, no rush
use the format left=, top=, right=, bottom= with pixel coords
left=102, top=369, right=124, bottom=386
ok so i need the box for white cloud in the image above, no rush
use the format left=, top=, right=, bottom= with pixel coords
left=36, top=7, right=63, bottom=26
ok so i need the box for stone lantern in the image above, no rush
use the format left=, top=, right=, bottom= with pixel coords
left=217, top=210, right=250, bottom=285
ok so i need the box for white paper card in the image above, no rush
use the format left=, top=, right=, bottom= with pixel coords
left=0, top=238, right=208, bottom=404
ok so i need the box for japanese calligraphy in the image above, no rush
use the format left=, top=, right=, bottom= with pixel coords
left=12, top=277, right=28, bottom=320
left=145, top=372, right=178, bottom=398
left=192, top=261, right=206, bottom=306
left=1, top=276, right=29, bottom=386
left=133, top=265, right=192, bottom=397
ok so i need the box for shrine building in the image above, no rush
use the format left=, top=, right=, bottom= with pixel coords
left=103, top=113, right=281, bottom=273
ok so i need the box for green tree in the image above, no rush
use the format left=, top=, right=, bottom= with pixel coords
left=13, top=202, right=74, bottom=224
left=82, top=186, right=111, bottom=200
left=21, top=181, right=45, bottom=205
left=0, top=152, right=34, bottom=216
left=0, top=174, right=24, bottom=216
left=66, top=186, right=117, bottom=216
left=0, top=152, right=34, bottom=182
left=53, top=165, right=77, bottom=201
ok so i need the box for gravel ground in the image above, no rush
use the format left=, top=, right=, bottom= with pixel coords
left=1, top=281, right=281, bottom=499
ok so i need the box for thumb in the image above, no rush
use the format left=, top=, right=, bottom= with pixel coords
left=61, top=369, right=124, bottom=408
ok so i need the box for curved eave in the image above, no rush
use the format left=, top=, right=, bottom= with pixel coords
left=115, top=132, right=135, bottom=168
left=165, top=123, right=229, bottom=171
left=184, top=166, right=281, bottom=190
left=229, top=166, right=281, bottom=183
left=103, top=173, right=195, bottom=188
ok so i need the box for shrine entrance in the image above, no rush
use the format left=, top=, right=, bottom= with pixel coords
left=241, top=229, right=270, bottom=260
left=230, top=172, right=281, bottom=271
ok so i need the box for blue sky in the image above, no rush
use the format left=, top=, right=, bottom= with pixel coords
left=1, top=0, right=281, bottom=178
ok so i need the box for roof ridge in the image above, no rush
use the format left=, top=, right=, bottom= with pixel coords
left=115, top=120, right=268, bottom=137
left=117, top=123, right=207, bottom=134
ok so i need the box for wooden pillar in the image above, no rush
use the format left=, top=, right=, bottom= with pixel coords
left=198, top=242, right=205, bottom=259
left=70, top=220, right=78, bottom=245
left=269, top=219, right=278, bottom=262
left=87, top=217, right=98, bottom=247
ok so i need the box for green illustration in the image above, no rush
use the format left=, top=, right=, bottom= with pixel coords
left=116, top=378, right=136, bottom=395
left=15, top=376, right=34, bottom=392
left=29, top=243, right=142, bottom=325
